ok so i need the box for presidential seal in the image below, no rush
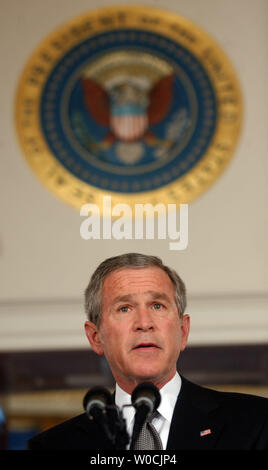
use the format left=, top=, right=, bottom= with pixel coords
left=15, top=5, right=242, bottom=212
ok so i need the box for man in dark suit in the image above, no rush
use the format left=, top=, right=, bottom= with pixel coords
left=28, top=253, right=268, bottom=450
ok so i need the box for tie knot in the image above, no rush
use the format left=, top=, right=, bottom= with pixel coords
left=147, top=410, right=158, bottom=423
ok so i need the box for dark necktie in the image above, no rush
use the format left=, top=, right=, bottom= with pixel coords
left=133, top=411, right=163, bottom=450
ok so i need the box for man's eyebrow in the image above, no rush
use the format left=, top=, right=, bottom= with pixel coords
left=145, top=291, right=172, bottom=302
left=112, top=294, right=134, bottom=304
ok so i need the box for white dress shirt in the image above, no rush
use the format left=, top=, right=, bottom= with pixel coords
left=115, top=372, right=182, bottom=449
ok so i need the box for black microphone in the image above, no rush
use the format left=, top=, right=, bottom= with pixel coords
left=130, top=382, right=161, bottom=449
left=83, top=386, right=112, bottom=418
left=132, top=382, right=161, bottom=414
left=83, top=386, right=114, bottom=444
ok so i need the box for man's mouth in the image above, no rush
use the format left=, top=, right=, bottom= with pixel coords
left=133, top=343, right=159, bottom=350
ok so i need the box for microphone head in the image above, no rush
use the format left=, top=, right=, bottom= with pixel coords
left=83, top=386, right=112, bottom=416
left=131, top=382, right=161, bottom=414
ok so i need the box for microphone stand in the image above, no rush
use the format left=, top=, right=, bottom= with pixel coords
left=86, top=404, right=130, bottom=449
left=107, top=405, right=129, bottom=450
left=88, top=405, right=116, bottom=447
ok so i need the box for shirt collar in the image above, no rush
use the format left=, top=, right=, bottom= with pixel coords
left=158, top=371, right=181, bottom=423
left=115, top=381, right=135, bottom=432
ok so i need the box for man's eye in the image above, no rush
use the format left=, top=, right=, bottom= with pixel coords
left=119, top=306, right=129, bottom=313
left=153, top=303, right=163, bottom=310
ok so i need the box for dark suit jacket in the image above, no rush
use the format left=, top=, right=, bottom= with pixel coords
left=27, top=376, right=268, bottom=450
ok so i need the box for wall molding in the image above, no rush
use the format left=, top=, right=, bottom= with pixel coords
left=0, top=293, right=267, bottom=351
left=0, top=344, right=267, bottom=394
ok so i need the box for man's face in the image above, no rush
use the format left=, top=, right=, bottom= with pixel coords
left=85, top=267, right=190, bottom=393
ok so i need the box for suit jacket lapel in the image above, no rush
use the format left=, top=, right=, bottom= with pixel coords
left=167, top=376, right=227, bottom=450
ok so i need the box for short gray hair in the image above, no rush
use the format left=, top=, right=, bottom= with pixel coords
left=84, top=253, right=187, bottom=327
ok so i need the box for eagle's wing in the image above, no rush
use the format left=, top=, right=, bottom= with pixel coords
left=147, top=74, right=174, bottom=125
left=81, top=78, right=110, bottom=126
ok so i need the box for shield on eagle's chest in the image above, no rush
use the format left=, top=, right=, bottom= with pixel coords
left=110, top=104, right=148, bottom=142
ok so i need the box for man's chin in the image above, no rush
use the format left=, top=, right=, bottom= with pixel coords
left=129, top=367, right=164, bottom=384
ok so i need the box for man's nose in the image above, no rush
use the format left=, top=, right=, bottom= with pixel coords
left=134, top=306, right=154, bottom=331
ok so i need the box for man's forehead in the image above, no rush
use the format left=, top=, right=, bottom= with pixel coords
left=103, top=266, right=172, bottom=286
left=101, top=266, right=176, bottom=299
left=112, top=290, right=174, bottom=305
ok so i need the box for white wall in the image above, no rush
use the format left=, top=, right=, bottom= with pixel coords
left=0, top=0, right=267, bottom=350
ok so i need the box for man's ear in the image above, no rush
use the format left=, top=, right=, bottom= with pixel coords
left=84, top=321, right=104, bottom=355
left=180, top=314, right=190, bottom=352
